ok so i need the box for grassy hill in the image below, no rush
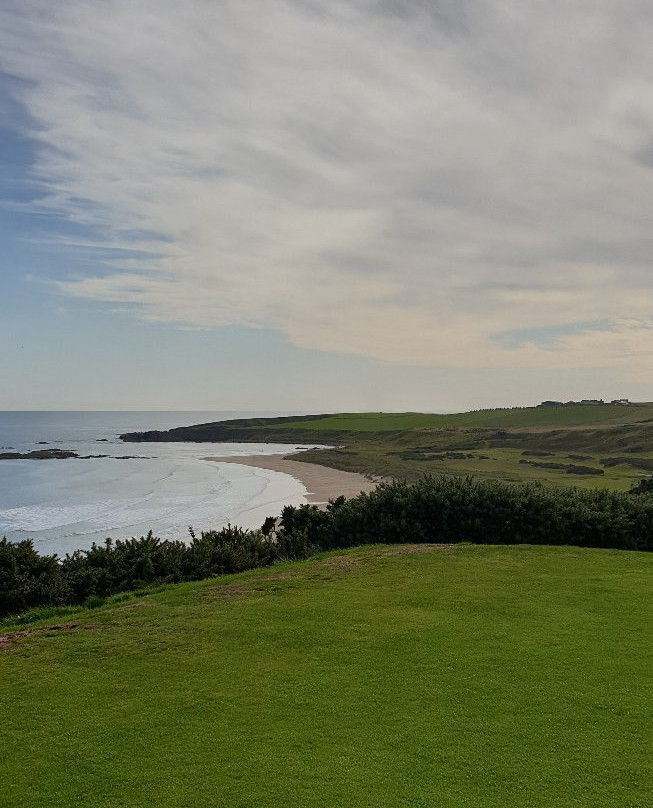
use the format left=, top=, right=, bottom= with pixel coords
left=121, top=404, right=653, bottom=491
left=270, top=403, right=653, bottom=431
left=1, top=544, right=650, bottom=808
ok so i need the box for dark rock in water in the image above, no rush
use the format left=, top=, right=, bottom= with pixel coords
left=0, top=448, right=128, bottom=460
left=96, top=438, right=109, bottom=442
left=0, top=448, right=79, bottom=460
left=37, top=441, right=49, bottom=445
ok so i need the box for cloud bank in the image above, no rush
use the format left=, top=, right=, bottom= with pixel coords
left=2, top=0, right=653, bottom=377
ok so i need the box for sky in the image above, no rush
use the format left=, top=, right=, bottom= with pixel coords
left=1, top=0, right=652, bottom=411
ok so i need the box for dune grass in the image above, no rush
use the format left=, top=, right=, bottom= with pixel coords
left=1, top=544, right=651, bottom=808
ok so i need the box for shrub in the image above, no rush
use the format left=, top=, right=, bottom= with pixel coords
left=0, top=538, right=65, bottom=616
left=275, top=476, right=652, bottom=553
left=1, top=474, right=651, bottom=619
left=82, top=595, right=106, bottom=609
left=184, top=524, right=277, bottom=578
left=630, top=477, right=653, bottom=495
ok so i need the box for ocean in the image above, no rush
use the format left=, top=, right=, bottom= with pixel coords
left=0, top=411, right=316, bottom=557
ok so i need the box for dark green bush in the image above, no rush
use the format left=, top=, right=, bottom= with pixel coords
left=630, top=477, right=653, bottom=495
left=0, top=538, right=64, bottom=616
left=184, top=524, right=277, bottom=578
left=1, top=476, right=651, bottom=619
left=0, top=525, right=281, bottom=618
left=276, top=476, right=652, bottom=553
left=82, top=595, right=106, bottom=609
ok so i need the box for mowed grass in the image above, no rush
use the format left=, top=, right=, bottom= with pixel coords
left=276, top=404, right=653, bottom=431
left=1, top=545, right=651, bottom=808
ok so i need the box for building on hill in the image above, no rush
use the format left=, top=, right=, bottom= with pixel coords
left=538, top=398, right=634, bottom=407
left=538, top=399, right=605, bottom=407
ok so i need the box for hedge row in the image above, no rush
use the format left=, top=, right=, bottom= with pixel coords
left=0, top=525, right=306, bottom=619
left=277, top=475, right=653, bottom=552
left=1, top=475, right=651, bottom=618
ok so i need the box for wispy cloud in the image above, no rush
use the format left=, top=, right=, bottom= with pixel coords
left=1, top=0, right=653, bottom=377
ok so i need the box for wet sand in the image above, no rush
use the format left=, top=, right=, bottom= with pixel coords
left=203, top=455, right=378, bottom=504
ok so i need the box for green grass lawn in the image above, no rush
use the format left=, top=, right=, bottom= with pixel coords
left=1, top=544, right=651, bottom=808
left=275, top=404, right=653, bottom=431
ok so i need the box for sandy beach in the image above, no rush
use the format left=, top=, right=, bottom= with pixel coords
left=203, top=454, right=379, bottom=504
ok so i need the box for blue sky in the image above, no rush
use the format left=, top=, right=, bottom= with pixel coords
left=1, top=1, right=652, bottom=410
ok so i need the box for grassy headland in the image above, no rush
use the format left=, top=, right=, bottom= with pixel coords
left=121, top=403, right=653, bottom=491
left=1, top=544, right=650, bottom=808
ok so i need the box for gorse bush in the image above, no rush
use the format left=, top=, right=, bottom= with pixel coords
left=184, top=524, right=277, bottom=579
left=1, top=476, right=651, bottom=617
left=631, top=476, right=653, bottom=495
left=0, top=538, right=64, bottom=617
left=0, top=526, right=274, bottom=618
left=275, top=476, right=652, bottom=553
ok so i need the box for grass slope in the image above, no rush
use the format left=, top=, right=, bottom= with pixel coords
left=1, top=545, right=651, bottom=808
left=273, top=403, right=653, bottom=430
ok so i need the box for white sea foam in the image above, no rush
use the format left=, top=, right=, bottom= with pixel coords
left=0, top=412, right=318, bottom=556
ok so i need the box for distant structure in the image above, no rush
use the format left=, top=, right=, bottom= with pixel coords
left=538, top=398, right=630, bottom=407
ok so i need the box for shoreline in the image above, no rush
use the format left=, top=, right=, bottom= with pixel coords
left=203, top=454, right=379, bottom=504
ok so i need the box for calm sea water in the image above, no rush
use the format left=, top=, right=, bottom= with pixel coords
left=0, top=411, right=315, bottom=556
